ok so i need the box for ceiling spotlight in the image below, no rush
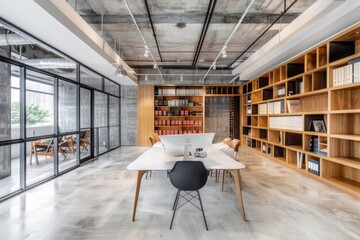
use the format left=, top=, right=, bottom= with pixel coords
left=145, top=74, right=148, bottom=81
left=213, top=63, right=216, bottom=70
left=144, top=49, right=149, bottom=57
left=180, top=74, right=183, bottom=81
left=115, top=65, right=127, bottom=77
left=222, top=45, right=227, bottom=58
left=153, top=63, right=157, bottom=69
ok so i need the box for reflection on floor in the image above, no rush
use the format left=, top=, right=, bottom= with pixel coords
left=0, top=146, right=359, bottom=240
left=0, top=150, right=82, bottom=198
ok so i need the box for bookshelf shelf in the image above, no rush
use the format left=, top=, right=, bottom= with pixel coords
left=323, top=156, right=360, bottom=170
left=323, top=177, right=360, bottom=196
left=240, top=24, right=360, bottom=197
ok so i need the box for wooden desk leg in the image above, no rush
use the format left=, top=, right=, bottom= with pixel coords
left=228, top=169, right=246, bottom=221
left=132, top=170, right=148, bottom=221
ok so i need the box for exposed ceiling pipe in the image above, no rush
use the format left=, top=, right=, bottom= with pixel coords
left=144, top=0, right=163, bottom=62
left=191, top=0, right=217, bottom=68
left=202, top=0, right=256, bottom=83
left=0, top=33, right=34, bottom=46
left=21, top=58, right=76, bottom=69
left=123, top=0, right=165, bottom=83
left=227, top=0, right=298, bottom=68
left=137, top=73, right=233, bottom=76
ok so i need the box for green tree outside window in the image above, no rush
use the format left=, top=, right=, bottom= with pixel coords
left=11, top=102, right=50, bottom=125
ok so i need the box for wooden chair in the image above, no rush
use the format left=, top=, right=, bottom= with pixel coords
left=228, top=139, right=241, bottom=158
left=149, top=136, right=156, bottom=146
left=30, top=137, right=67, bottom=165
left=152, top=133, right=161, bottom=142
left=79, top=131, right=90, bottom=151
left=212, top=138, right=232, bottom=181
left=221, top=139, right=241, bottom=191
left=146, top=135, right=157, bottom=179
left=222, top=137, right=232, bottom=145
left=61, top=136, right=75, bottom=154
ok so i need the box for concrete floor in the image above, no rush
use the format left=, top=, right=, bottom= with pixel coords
left=0, top=146, right=359, bottom=240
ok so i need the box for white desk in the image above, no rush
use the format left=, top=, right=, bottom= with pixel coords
left=127, top=144, right=246, bottom=221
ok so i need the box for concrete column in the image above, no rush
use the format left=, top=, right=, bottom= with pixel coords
left=0, top=47, right=11, bottom=179
left=205, top=97, right=230, bottom=143
left=121, top=86, right=137, bottom=145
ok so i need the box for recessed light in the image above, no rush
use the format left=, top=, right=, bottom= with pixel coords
left=199, top=59, right=204, bottom=62
left=356, top=31, right=359, bottom=34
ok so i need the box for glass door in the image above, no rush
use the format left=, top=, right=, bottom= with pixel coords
left=80, top=87, right=92, bottom=162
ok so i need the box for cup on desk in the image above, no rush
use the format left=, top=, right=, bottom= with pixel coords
left=183, top=144, right=194, bottom=160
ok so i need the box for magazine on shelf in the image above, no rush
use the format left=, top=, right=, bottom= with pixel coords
left=287, top=100, right=302, bottom=113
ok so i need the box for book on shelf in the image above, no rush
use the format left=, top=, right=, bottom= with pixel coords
left=262, top=144, right=267, bottom=153
left=319, top=148, right=328, bottom=156
left=308, top=158, right=320, bottom=176
left=269, top=116, right=303, bottom=131
left=247, top=95, right=252, bottom=103
left=268, top=100, right=285, bottom=114
left=296, top=151, right=304, bottom=168
left=288, top=80, right=303, bottom=95
left=354, top=62, right=360, bottom=83
left=277, top=86, right=286, bottom=97
left=259, top=103, right=267, bottom=114
left=247, top=106, right=252, bottom=114
left=333, top=64, right=353, bottom=87
left=308, top=136, right=320, bottom=153
left=287, top=100, right=302, bottom=113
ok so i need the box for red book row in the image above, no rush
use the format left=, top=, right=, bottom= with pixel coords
left=155, top=110, right=189, bottom=116
left=155, top=120, right=202, bottom=126
left=155, top=130, right=203, bottom=135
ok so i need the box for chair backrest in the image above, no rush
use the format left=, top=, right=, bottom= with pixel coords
left=79, top=131, right=86, bottom=139
left=222, top=137, right=232, bottom=145
left=229, top=139, right=240, bottom=152
left=169, top=161, right=208, bottom=191
left=152, top=133, right=161, bottom=142
left=149, top=136, right=155, bottom=146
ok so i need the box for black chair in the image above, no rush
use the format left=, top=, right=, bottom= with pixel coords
left=169, top=161, right=209, bottom=230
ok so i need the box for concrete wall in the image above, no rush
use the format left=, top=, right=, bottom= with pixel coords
left=0, top=48, right=11, bottom=178
left=121, top=86, right=137, bottom=145
left=205, top=97, right=230, bottom=143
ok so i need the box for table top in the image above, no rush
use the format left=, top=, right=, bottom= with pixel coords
left=127, top=143, right=246, bottom=171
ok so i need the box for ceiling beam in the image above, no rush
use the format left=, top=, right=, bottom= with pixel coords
left=192, top=0, right=217, bottom=68
left=144, top=0, right=163, bottom=62
left=80, top=13, right=300, bottom=24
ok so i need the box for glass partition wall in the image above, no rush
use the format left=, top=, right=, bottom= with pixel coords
left=0, top=19, right=121, bottom=201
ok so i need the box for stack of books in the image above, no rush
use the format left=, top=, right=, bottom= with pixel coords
left=308, top=158, right=320, bottom=176
left=269, top=116, right=303, bottom=131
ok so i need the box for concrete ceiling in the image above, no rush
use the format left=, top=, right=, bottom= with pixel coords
left=68, top=0, right=317, bottom=71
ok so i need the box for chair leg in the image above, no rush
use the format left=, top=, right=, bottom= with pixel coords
left=197, top=190, right=208, bottom=231
left=221, top=170, right=226, bottom=191
left=170, top=190, right=181, bottom=229
left=172, top=190, right=180, bottom=210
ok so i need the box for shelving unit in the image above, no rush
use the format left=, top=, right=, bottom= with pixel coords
left=138, top=84, right=240, bottom=146
left=240, top=24, right=360, bottom=197
left=154, top=86, right=204, bottom=135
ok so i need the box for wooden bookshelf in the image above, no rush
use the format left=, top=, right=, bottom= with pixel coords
left=154, top=86, right=205, bottom=137
left=241, top=24, right=360, bottom=198
left=138, top=84, right=240, bottom=146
